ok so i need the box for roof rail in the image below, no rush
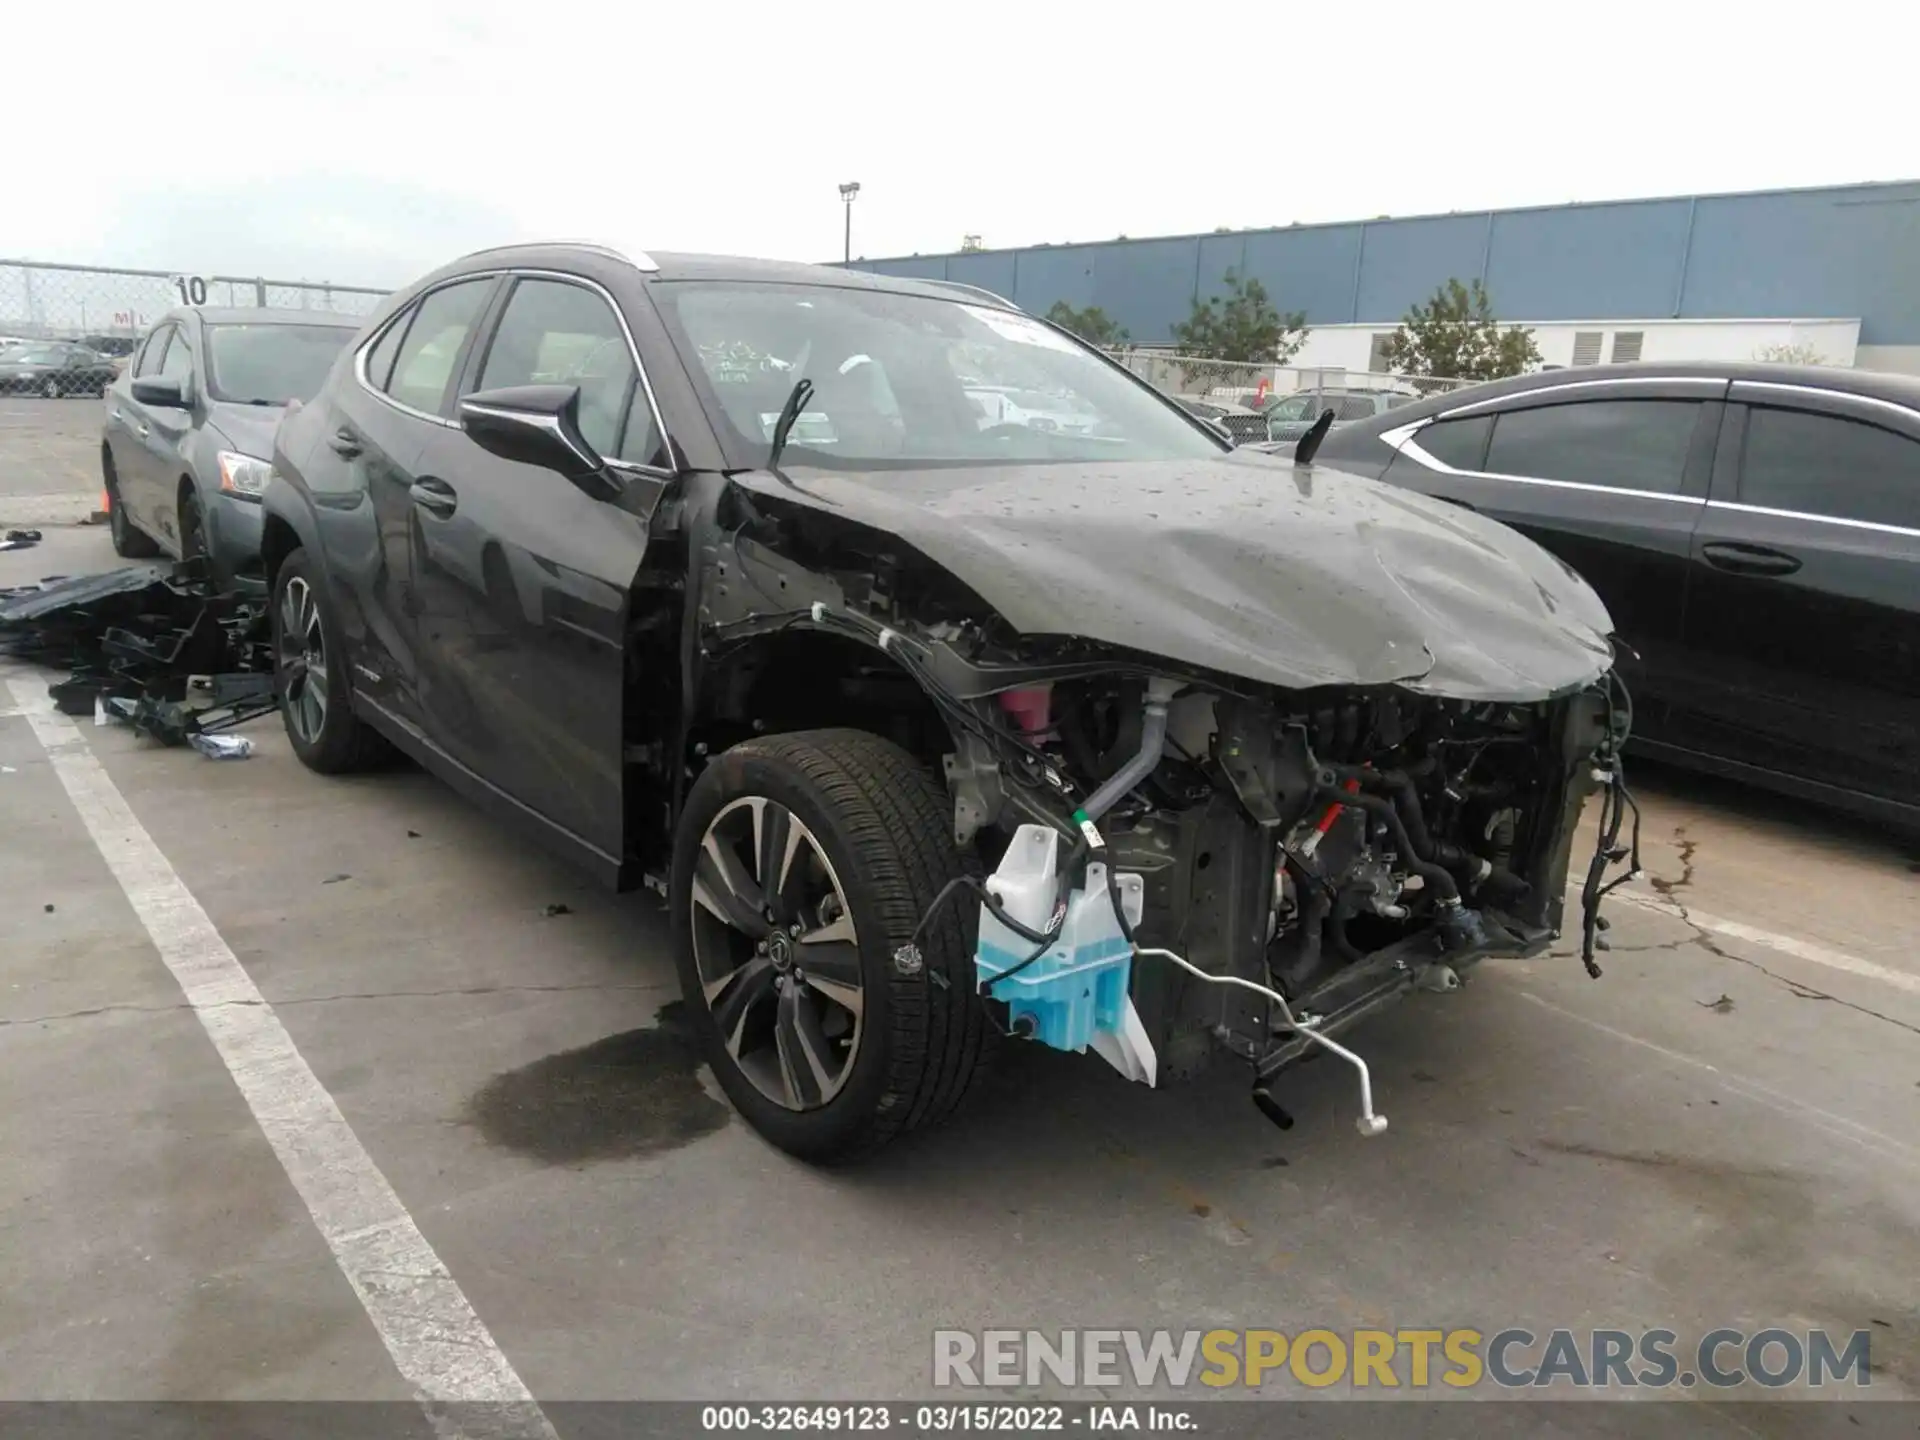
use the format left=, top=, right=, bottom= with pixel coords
left=929, top=279, right=1014, bottom=307
left=456, top=241, right=659, bottom=273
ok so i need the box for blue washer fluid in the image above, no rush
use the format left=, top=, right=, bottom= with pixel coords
left=975, top=824, right=1145, bottom=1054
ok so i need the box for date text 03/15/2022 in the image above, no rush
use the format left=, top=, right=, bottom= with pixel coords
left=700, top=1404, right=1195, bottom=1431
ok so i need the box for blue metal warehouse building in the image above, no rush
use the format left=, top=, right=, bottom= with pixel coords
left=850, top=180, right=1920, bottom=376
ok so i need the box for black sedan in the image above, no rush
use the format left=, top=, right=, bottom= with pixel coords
left=0, top=342, right=117, bottom=397
left=259, top=243, right=1632, bottom=1162
left=1309, top=362, right=1920, bottom=829
left=101, top=307, right=359, bottom=582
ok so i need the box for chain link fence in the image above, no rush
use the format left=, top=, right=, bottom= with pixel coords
left=0, top=260, right=392, bottom=526
left=0, top=260, right=388, bottom=354
left=1104, top=351, right=1476, bottom=445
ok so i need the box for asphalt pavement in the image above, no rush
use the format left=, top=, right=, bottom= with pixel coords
left=0, top=396, right=105, bottom=527
left=2, top=525, right=1917, bottom=1424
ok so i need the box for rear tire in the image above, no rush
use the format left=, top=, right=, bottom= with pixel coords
left=104, top=452, right=160, bottom=558
left=671, top=729, right=993, bottom=1163
left=272, top=547, right=392, bottom=773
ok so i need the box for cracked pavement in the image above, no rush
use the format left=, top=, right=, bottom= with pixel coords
left=3, top=527, right=1918, bottom=1405
left=1588, top=824, right=1920, bottom=1039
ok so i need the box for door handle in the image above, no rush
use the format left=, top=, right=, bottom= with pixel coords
left=409, top=477, right=458, bottom=518
left=328, top=427, right=363, bottom=459
left=1701, top=541, right=1801, bottom=577
left=134, top=422, right=150, bottom=439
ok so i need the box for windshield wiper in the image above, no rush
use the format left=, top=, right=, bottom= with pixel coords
left=765, top=377, right=814, bottom=472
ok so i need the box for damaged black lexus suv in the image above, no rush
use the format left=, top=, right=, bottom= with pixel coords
left=262, top=244, right=1638, bottom=1161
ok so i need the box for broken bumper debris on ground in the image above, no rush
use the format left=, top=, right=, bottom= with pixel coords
left=0, top=557, right=273, bottom=755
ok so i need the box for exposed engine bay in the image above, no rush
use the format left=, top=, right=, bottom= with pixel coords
left=757, top=590, right=1637, bottom=1139
left=670, top=438, right=1641, bottom=1142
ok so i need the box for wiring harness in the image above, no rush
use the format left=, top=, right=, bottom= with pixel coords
left=1577, top=669, right=1643, bottom=978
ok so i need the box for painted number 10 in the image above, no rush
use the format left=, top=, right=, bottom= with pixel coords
left=173, top=275, right=210, bottom=305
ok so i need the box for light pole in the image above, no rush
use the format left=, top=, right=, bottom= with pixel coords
left=838, top=181, right=861, bottom=263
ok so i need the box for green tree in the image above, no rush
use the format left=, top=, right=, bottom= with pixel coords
left=1044, top=301, right=1129, bottom=348
left=1170, top=270, right=1307, bottom=391
left=1380, top=279, right=1540, bottom=390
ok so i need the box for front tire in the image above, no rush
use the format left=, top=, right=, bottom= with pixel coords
left=179, top=486, right=207, bottom=563
left=671, top=729, right=993, bottom=1163
left=272, top=547, right=391, bottom=773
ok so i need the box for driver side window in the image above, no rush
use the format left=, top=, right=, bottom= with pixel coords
left=477, top=277, right=641, bottom=459
left=158, top=329, right=194, bottom=383
left=135, top=327, right=174, bottom=379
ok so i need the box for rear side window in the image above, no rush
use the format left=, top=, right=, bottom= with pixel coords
left=1484, top=399, right=1699, bottom=495
left=385, top=280, right=492, bottom=416
left=1741, top=407, right=1920, bottom=530
left=1413, top=414, right=1492, bottom=470
left=1335, top=396, right=1376, bottom=421
left=477, top=278, right=643, bottom=459
left=363, top=312, right=410, bottom=393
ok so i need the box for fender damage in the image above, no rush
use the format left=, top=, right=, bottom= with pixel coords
left=665, top=453, right=1634, bottom=1132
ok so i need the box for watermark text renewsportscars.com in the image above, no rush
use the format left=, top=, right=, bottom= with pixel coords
left=933, top=1328, right=1873, bottom=1391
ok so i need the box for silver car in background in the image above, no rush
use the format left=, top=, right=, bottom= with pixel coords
left=101, top=307, right=360, bottom=582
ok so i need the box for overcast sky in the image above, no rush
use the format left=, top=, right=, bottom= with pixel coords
left=11, top=1, right=1914, bottom=288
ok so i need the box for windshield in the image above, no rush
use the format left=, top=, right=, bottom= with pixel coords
left=205, top=324, right=353, bottom=404
left=1266, top=394, right=1318, bottom=422
left=655, top=281, right=1223, bottom=469
left=7, top=347, right=63, bottom=365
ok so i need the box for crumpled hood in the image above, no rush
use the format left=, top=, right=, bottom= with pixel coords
left=740, top=451, right=1615, bottom=702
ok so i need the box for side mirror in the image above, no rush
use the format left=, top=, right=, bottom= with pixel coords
left=458, top=384, right=613, bottom=496
left=132, top=377, right=188, bottom=407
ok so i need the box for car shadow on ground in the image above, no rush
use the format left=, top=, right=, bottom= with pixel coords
left=1623, top=754, right=1920, bottom=871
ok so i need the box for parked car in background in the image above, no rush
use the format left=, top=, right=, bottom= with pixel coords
left=100, top=307, right=360, bottom=581
left=257, top=242, right=1629, bottom=1163
left=965, top=385, right=1102, bottom=435
left=1171, top=394, right=1266, bottom=443
left=1262, top=387, right=1418, bottom=444
left=1311, top=362, right=1920, bottom=828
left=82, top=334, right=142, bottom=377
left=0, top=342, right=117, bottom=398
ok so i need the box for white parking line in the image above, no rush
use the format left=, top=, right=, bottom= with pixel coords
left=1573, top=881, right=1920, bottom=1001
left=1607, top=888, right=1920, bottom=998
left=7, top=680, right=556, bottom=1437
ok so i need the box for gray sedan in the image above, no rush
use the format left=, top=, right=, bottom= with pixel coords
left=101, top=307, right=361, bottom=582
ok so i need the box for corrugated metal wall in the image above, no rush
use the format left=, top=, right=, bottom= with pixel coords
left=849, top=181, right=1920, bottom=345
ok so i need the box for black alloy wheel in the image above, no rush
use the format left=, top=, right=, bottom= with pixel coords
left=671, top=730, right=995, bottom=1162
left=271, top=548, right=391, bottom=773
left=277, top=572, right=329, bottom=747
left=691, top=795, right=868, bottom=1111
